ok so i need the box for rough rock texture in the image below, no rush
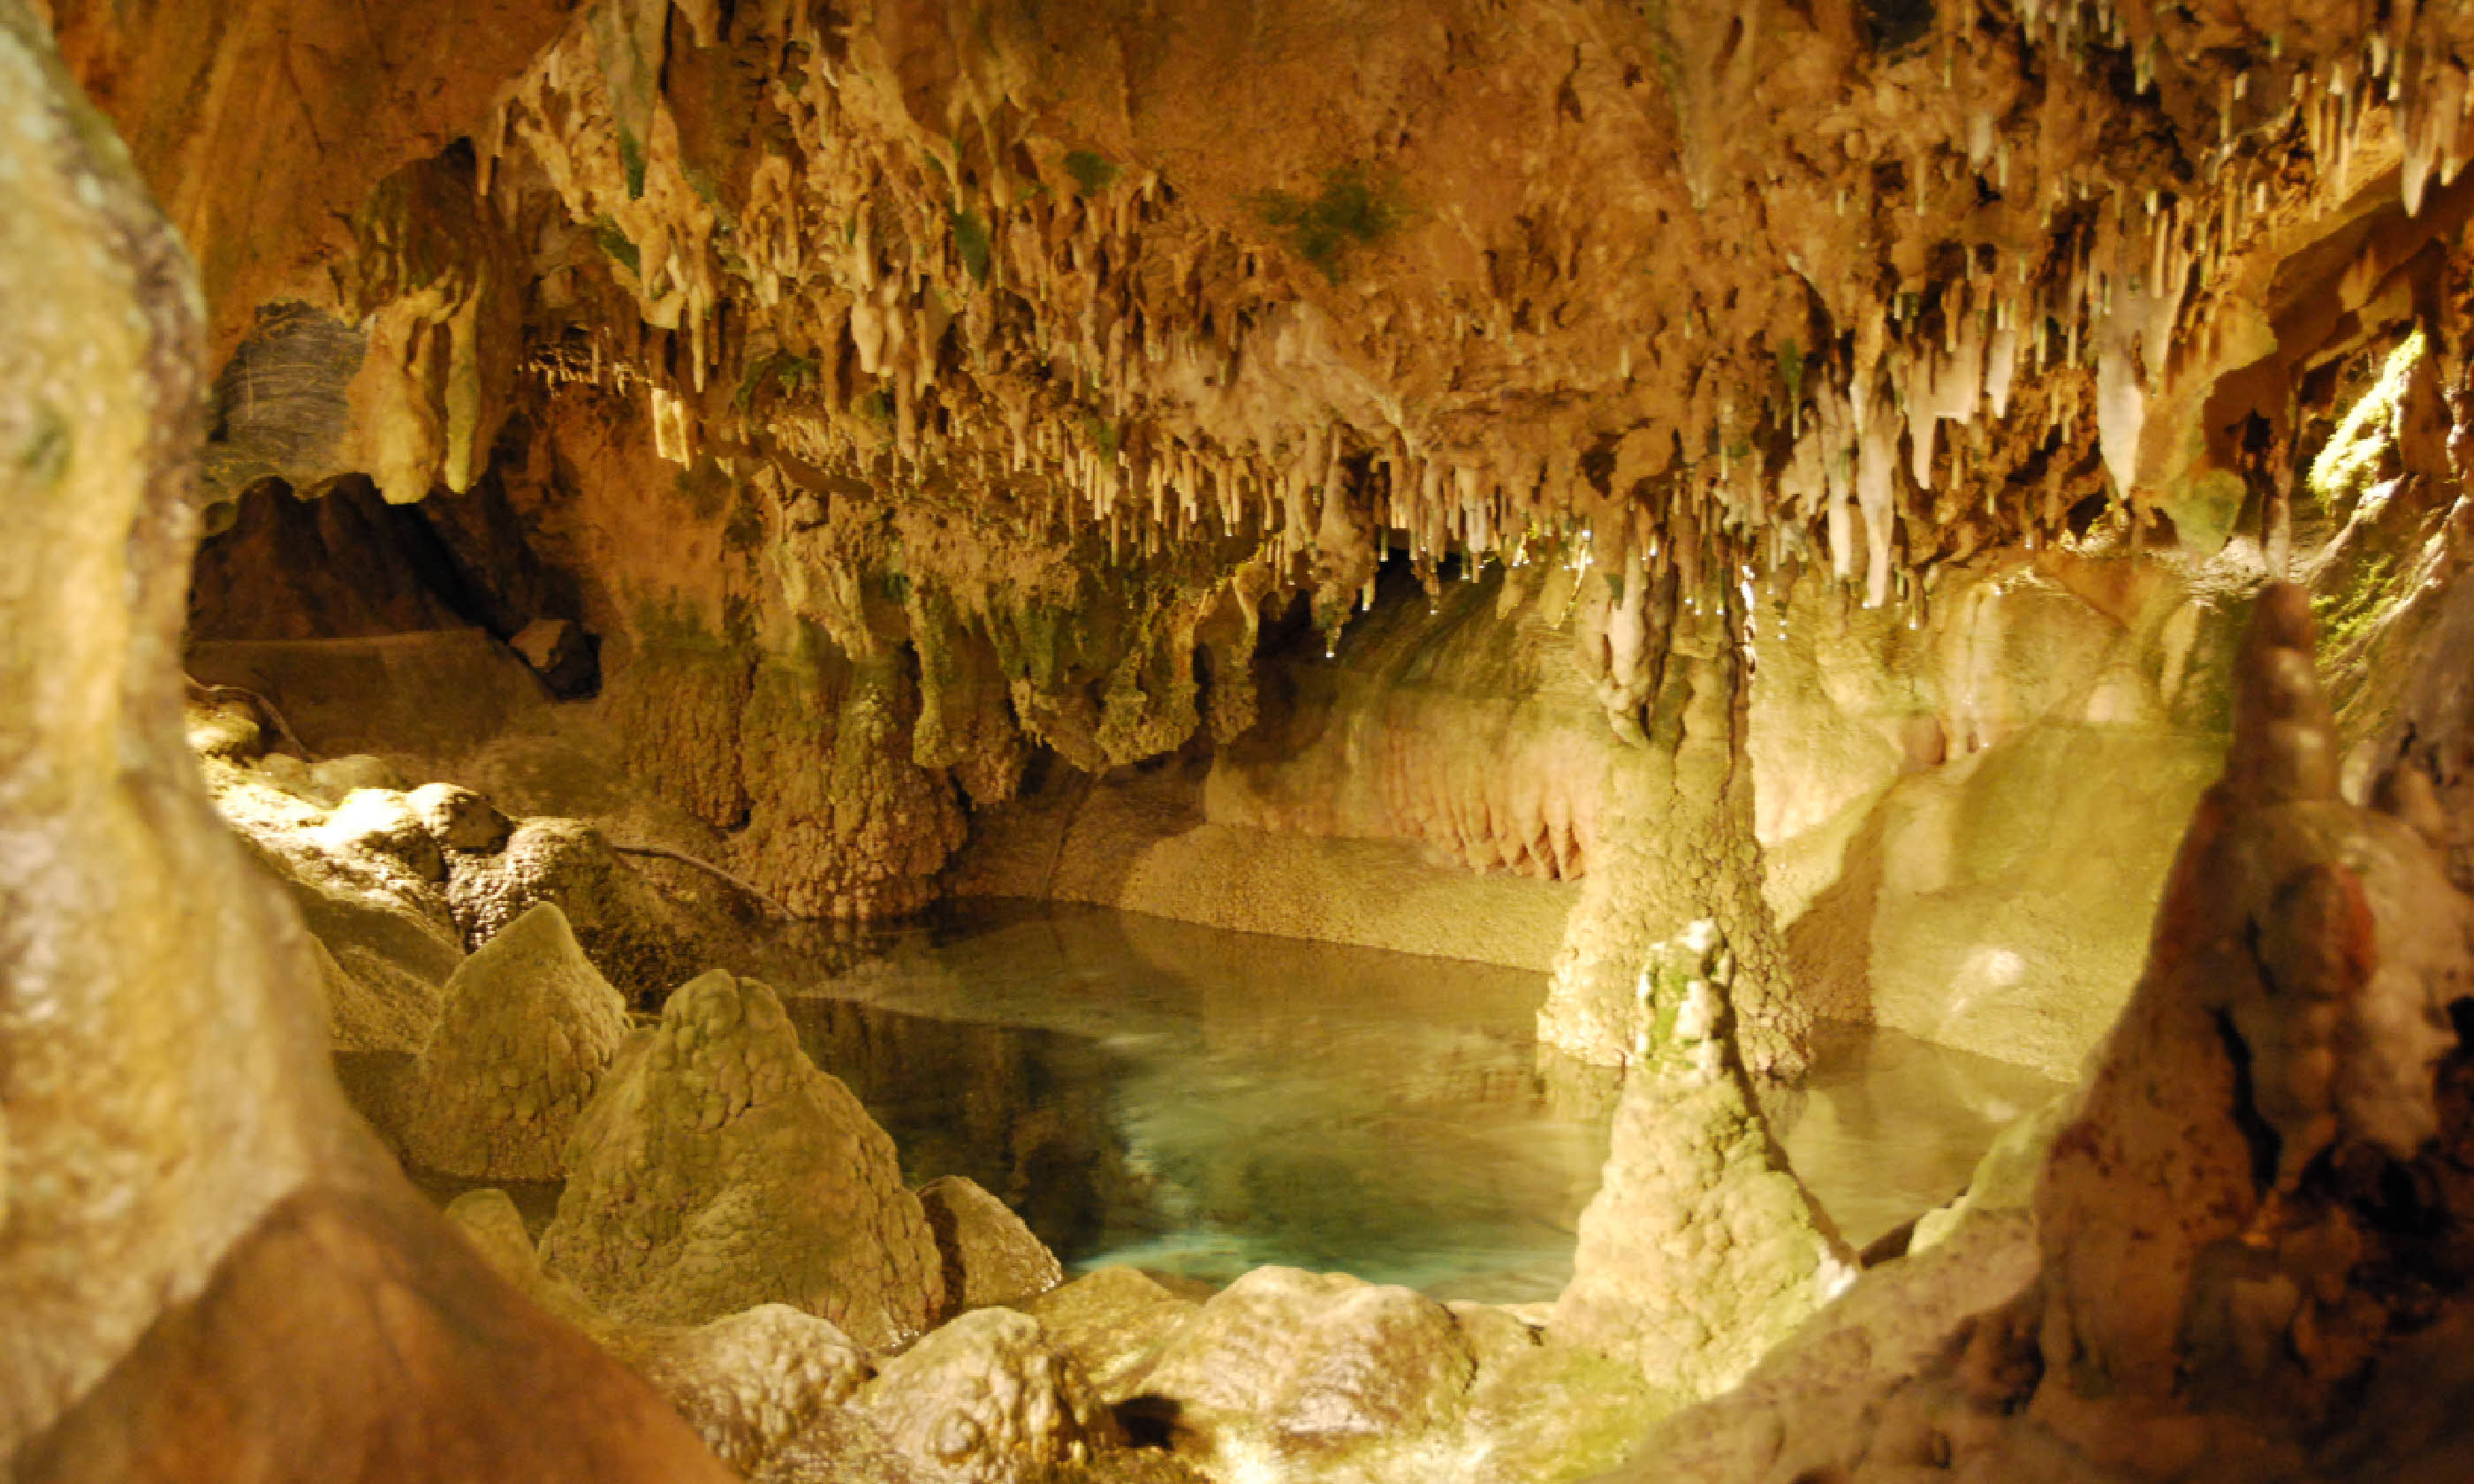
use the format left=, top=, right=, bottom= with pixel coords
left=539, top=969, right=946, bottom=1345
left=447, top=1188, right=1200, bottom=1484
left=639, top=1305, right=876, bottom=1477
left=1541, top=597, right=1810, bottom=1077
left=918, top=1176, right=1066, bottom=1317
left=1753, top=553, right=2237, bottom=1075
left=443, top=814, right=702, bottom=1000
left=1133, top=1267, right=1479, bottom=1474
left=390, top=902, right=633, bottom=1181
left=0, top=12, right=731, bottom=1475
left=1617, top=586, right=2474, bottom=1480
left=1552, top=922, right=1857, bottom=1402
left=1020, top=1267, right=1203, bottom=1408
left=83, top=0, right=2474, bottom=1119
left=856, top=1308, right=1115, bottom=1483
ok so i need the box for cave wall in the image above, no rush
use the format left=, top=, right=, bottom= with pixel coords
left=49, top=0, right=2474, bottom=1088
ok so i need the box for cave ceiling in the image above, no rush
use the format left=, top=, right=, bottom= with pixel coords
left=49, top=0, right=2473, bottom=627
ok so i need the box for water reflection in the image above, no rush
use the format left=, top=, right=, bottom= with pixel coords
left=349, top=902, right=2069, bottom=1305
left=778, top=903, right=1607, bottom=1304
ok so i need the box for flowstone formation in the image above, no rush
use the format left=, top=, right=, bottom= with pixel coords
left=539, top=968, right=947, bottom=1346
left=1618, top=586, right=2474, bottom=1480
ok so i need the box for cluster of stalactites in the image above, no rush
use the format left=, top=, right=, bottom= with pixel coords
left=476, top=0, right=2468, bottom=652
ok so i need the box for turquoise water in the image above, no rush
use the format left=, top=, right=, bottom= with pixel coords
left=774, top=904, right=2065, bottom=1303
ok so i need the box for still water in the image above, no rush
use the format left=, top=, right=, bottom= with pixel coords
left=769, top=904, right=2066, bottom=1304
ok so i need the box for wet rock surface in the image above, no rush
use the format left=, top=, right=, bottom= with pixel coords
left=919, top=1176, right=1067, bottom=1319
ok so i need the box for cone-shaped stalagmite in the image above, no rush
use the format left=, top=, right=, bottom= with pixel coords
left=539, top=970, right=945, bottom=1345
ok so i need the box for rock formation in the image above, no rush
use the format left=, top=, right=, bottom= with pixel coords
left=0, top=11, right=732, bottom=1475
left=444, top=815, right=705, bottom=1002
left=1554, top=920, right=1856, bottom=1400
left=390, top=901, right=634, bottom=1181
left=1133, top=1268, right=1480, bottom=1474
left=22, top=0, right=2474, bottom=1473
left=1617, top=585, right=2474, bottom=1480
left=855, top=1308, right=1117, bottom=1483
left=918, top=1175, right=1067, bottom=1317
left=539, top=968, right=946, bottom=1345
left=638, top=1304, right=877, bottom=1477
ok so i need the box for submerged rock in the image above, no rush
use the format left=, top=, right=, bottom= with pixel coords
left=539, top=970, right=945, bottom=1345
left=391, top=902, right=631, bottom=1180
left=918, top=1175, right=1066, bottom=1317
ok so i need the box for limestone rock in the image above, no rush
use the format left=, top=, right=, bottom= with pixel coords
left=641, top=1305, right=873, bottom=1476
left=443, top=1188, right=612, bottom=1341
left=0, top=10, right=728, bottom=1476
left=391, top=903, right=632, bottom=1180
left=408, top=781, right=512, bottom=853
left=312, top=934, right=431, bottom=1056
left=200, top=762, right=461, bottom=1053
left=1552, top=935, right=1856, bottom=1402
left=856, top=1308, right=1114, bottom=1483
left=512, top=616, right=598, bottom=697
left=450, top=1190, right=882, bottom=1479
left=318, top=787, right=448, bottom=883
left=1021, top=1266, right=1201, bottom=1406
left=444, top=815, right=698, bottom=999
left=307, top=753, right=411, bottom=804
left=539, top=970, right=945, bottom=1345
left=1134, top=1267, right=1477, bottom=1467
left=184, top=700, right=265, bottom=761
left=918, top=1175, right=1065, bottom=1316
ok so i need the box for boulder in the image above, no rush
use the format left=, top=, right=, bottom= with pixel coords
left=856, top=1309, right=1114, bottom=1483
left=444, top=815, right=698, bottom=999
left=919, top=1175, right=1065, bottom=1316
left=538, top=970, right=945, bottom=1345
left=1021, top=1266, right=1200, bottom=1406
left=407, top=781, right=512, bottom=853
left=639, top=1306, right=872, bottom=1475
left=1133, top=1267, right=1476, bottom=1467
left=391, top=903, right=632, bottom=1180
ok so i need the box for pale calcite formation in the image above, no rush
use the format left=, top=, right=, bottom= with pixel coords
left=1553, top=922, right=1856, bottom=1403
left=641, top=1305, right=876, bottom=1477
left=391, top=902, right=632, bottom=1181
left=444, top=814, right=701, bottom=999
left=917, top=1175, right=1066, bottom=1317
left=1135, top=1267, right=1478, bottom=1473
left=1540, top=599, right=1809, bottom=1079
left=1749, top=555, right=2235, bottom=1076
left=539, top=969, right=946, bottom=1346
left=1617, top=587, right=2474, bottom=1480
left=1020, top=1267, right=1203, bottom=1407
